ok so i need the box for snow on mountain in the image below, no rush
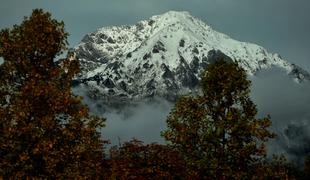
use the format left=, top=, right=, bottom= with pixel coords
left=73, top=11, right=310, bottom=103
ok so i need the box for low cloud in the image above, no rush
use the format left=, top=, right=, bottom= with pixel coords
left=74, top=68, right=310, bottom=166
left=251, top=68, right=310, bottom=166
left=72, top=85, right=172, bottom=146
left=103, top=99, right=172, bottom=146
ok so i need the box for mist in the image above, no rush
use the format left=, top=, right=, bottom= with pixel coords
left=72, top=85, right=173, bottom=146
left=73, top=68, right=310, bottom=166
left=250, top=68, right=310, bottom=166
left=103, top=99, right=172, bottom=146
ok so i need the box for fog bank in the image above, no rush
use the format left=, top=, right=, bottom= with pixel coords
left=73, top=68, right=310, bottom=166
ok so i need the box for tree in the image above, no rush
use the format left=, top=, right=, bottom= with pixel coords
left=0, top=9, right=107, bottom=178
left=304, top=155, right=310, bottom=179
left=107, top=139, right=187, bottom=180
left=161, top=59, right=275, bottom=179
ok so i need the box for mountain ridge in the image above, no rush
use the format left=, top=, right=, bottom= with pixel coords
left=72, top=11, right=310, bottom=103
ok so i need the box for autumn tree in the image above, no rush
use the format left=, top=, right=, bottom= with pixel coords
left=252, top=154, right=301, bottom=179
left=304, top=155, right=310, bottom=179
left=0, top=9, right=107, bottom=178
left=162, top=59, right=275, bottom=179
left=106, top=139, right=187, bottom=180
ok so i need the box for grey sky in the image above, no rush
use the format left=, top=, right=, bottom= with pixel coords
left=0, top=0, right=309, bottom=71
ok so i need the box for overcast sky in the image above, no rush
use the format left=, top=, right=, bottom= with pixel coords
left=0, top=0, right=309, bottom=71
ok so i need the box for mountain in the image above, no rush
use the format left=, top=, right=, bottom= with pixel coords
left=72, top=11, right=310, bottom=103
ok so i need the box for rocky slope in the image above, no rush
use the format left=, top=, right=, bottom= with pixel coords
left=72, top=11, right=310, bottom=103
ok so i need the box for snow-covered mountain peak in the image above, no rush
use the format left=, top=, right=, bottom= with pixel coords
left=148, top=11, right=208, bottom=29
left=73, top=11, right=310, bottom=103
left=150, top=11, right=191, bottom=23
left=154, top=10, right=191, bottom=19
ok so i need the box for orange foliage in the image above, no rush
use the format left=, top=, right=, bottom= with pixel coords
left=0, top=9, right=107, bottom=178
left=162, top=60, right=275, bottom=179
left=106, top=139, right=188, bottom=179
